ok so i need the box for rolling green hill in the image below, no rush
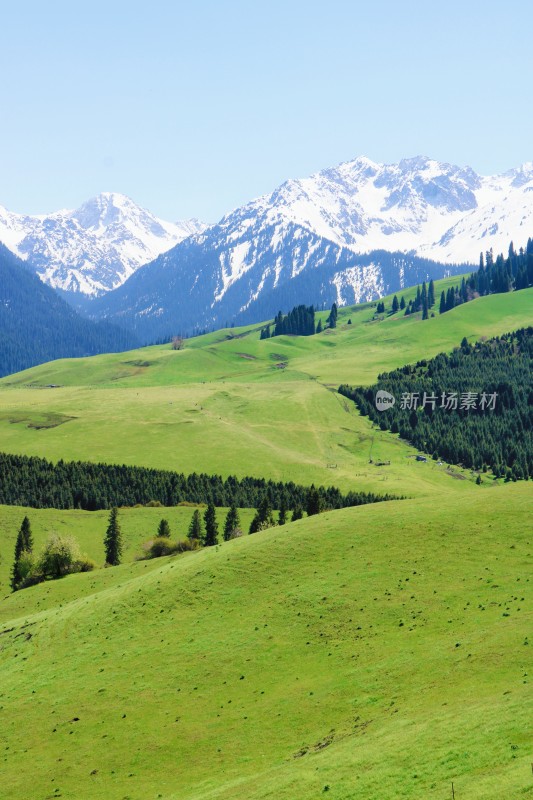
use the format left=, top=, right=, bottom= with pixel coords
left=0, top=286, right=530, bottom=500
left=0, top=485, right=531, bottom=800
left=0, top=284, right=531, bottom=799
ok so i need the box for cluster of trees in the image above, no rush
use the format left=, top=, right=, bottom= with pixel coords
left=0, top=451, right=397, bottom=512
left=260, top=303, right=339, bottom=339
left=373, top=237, right=532, bottom=325
left=439, top=239, right=533, bottom=316
left=10, top=487, right=340, bottom=591
left=261, top=305, right=316, bottom=338
left=10, top=516, right=96, bottom=592
left=339, top=327, right=532, bottom=480
left=403, top=280, right=435, bottom=318
left=375, top=283, right=435, bottom=319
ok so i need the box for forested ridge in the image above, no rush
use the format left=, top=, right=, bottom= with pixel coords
left=0, top=451, right=399, bottom=511
left=0, top=244, right=139, bottom=377
left=340, top=328, right=533, bottom=480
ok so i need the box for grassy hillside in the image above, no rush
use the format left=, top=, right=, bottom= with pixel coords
left=0, top=505, right=257, bottom=595
left=0, top=287, right=530, bottom=501
left=0, top=285, right=531, bottom=799
left=0, top=483, right=531, bottom=800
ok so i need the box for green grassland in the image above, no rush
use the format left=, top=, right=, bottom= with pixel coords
left=0, top=285, right=530, bottom=500
left=0, top=505, right=257, bottom=595
left=0, top=282, right=531, bottom=799
left=0, top=484, right=531, bottom=800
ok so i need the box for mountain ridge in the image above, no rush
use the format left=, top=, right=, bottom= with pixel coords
left=0, top=192, right=205, bottom=295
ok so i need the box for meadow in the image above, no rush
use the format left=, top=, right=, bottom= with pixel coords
left=0, top=281, right=531, bottom=799
left=0, top=484, right=531, bottom=800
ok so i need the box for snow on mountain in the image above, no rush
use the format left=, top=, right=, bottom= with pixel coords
left=89, top=155, right=533, bottom=341
left=3, top=155, right=532, bottom=340
left=0, top=193, right=206, bottom=295
left=246, top=155, right=533, bottom=265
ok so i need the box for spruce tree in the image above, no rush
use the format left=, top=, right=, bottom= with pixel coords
left=316, top=318, right=323, bottom=334
left=439, top=290, right=446, bottom=314
left=203, top=503, right=219, bottom=546
left=157, top=518, right=171, bottom=538
left=104, top=507, right=123, bottom=566
left=392, top=295, right=399, bottom=313
left=11, top=516, right=33, bottom=591
left=306, top=486, right=323, bottom=517
left=291, top=507, right=303, bottom=522
left=19, top=516, right=33, bottom=552
left=249, top=494, right=276, bottom=533
left=422, top=282, right=428, bottom=319
left=428, top=279, right=435, bottom=307
left=223, top=504, right=240, bottom=541
left=328, top=302, right=338, bottom=328
left=278, top=496, right=287, bottom=526
left=400, top=296, right=406, bottom=310
left=188, top=509, right=203, bottom=542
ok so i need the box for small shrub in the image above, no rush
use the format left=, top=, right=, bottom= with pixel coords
left=73, top=557, right=98, bottom=573
left=16, top=535, right=95, bottom=590
left=228, top=527, right=244, bottom=540
left=256, top=520, right=277, bottom=532
left=145, top=500, right=163, bottom=508
left=141, top=537, right=199, bottom=560
left=39, top=534, right=81, bottom=579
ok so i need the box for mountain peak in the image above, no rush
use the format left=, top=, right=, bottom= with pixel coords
left=0, top=194, right=206, bottom=295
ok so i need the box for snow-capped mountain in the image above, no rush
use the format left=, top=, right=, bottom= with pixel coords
left=88, top=155, right=533, bottom=341
left=234, top=155, right=533, bottom=265
left=3, top=156, right=532, bottom=340
left=0, top=193, right=205, bottom=295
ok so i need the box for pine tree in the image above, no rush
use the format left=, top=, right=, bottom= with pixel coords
left=422, top=282, right=428, bottom=319
left=19, top=516, right=33, bottom=552
left=291, top=507, right=303, bottom=522
left=316, top=318, right=323, bottom=333
left=157, top=518, right=171, bottom=538
left=428, top=279, right=435, bottom=308
left=249, top=494, right=276, bottom=533
left=278, top=496, right=287, bottom=526
left=188, top=509, right=203, bottom=542
left=11, top=516, right=33, bottom=590
left=203, top=503, right=219, bottom=546
left=223, top=504, right=240, bottom=541
left=306, top=485, right=323, bottom=516
left=415, top=285, right=421, bottom=311
left=400, top=296, right=406, bottom=310
left=328, top=303, right=338, bottom=328
left=439, top=291, right=446, bottom=314
left=392, top=295, right=399, bottom=313
left=104, top=507, right=123, bottom=566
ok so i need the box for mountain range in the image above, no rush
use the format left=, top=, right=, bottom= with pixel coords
left=0, top=193, right=205, bottom=295
left=1, top=155, right=533, bottom=342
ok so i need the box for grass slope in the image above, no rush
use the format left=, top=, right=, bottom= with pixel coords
left=0, top=483, right=531, bottom=800
left=0, top=285, right=531, bottom=799
left=0, top=505, right=257, bottom=595
left=0, top=287, right=530, bottom=500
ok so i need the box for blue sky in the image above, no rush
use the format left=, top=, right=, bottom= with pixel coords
left=1, top=0, right=532, bottom=222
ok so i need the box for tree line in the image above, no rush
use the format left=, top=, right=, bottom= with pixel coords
left=10, top=484, right=354, bottom=591
left=0, top=451, right=398, bottom=512
left=339, top=327, right=532, bottom=480
left=260, top=303, right=339, bottom=339
left=436, top=238, right=532, bottom=316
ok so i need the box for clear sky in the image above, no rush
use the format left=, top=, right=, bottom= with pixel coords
left=1, top=0, right=532, bottom=222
